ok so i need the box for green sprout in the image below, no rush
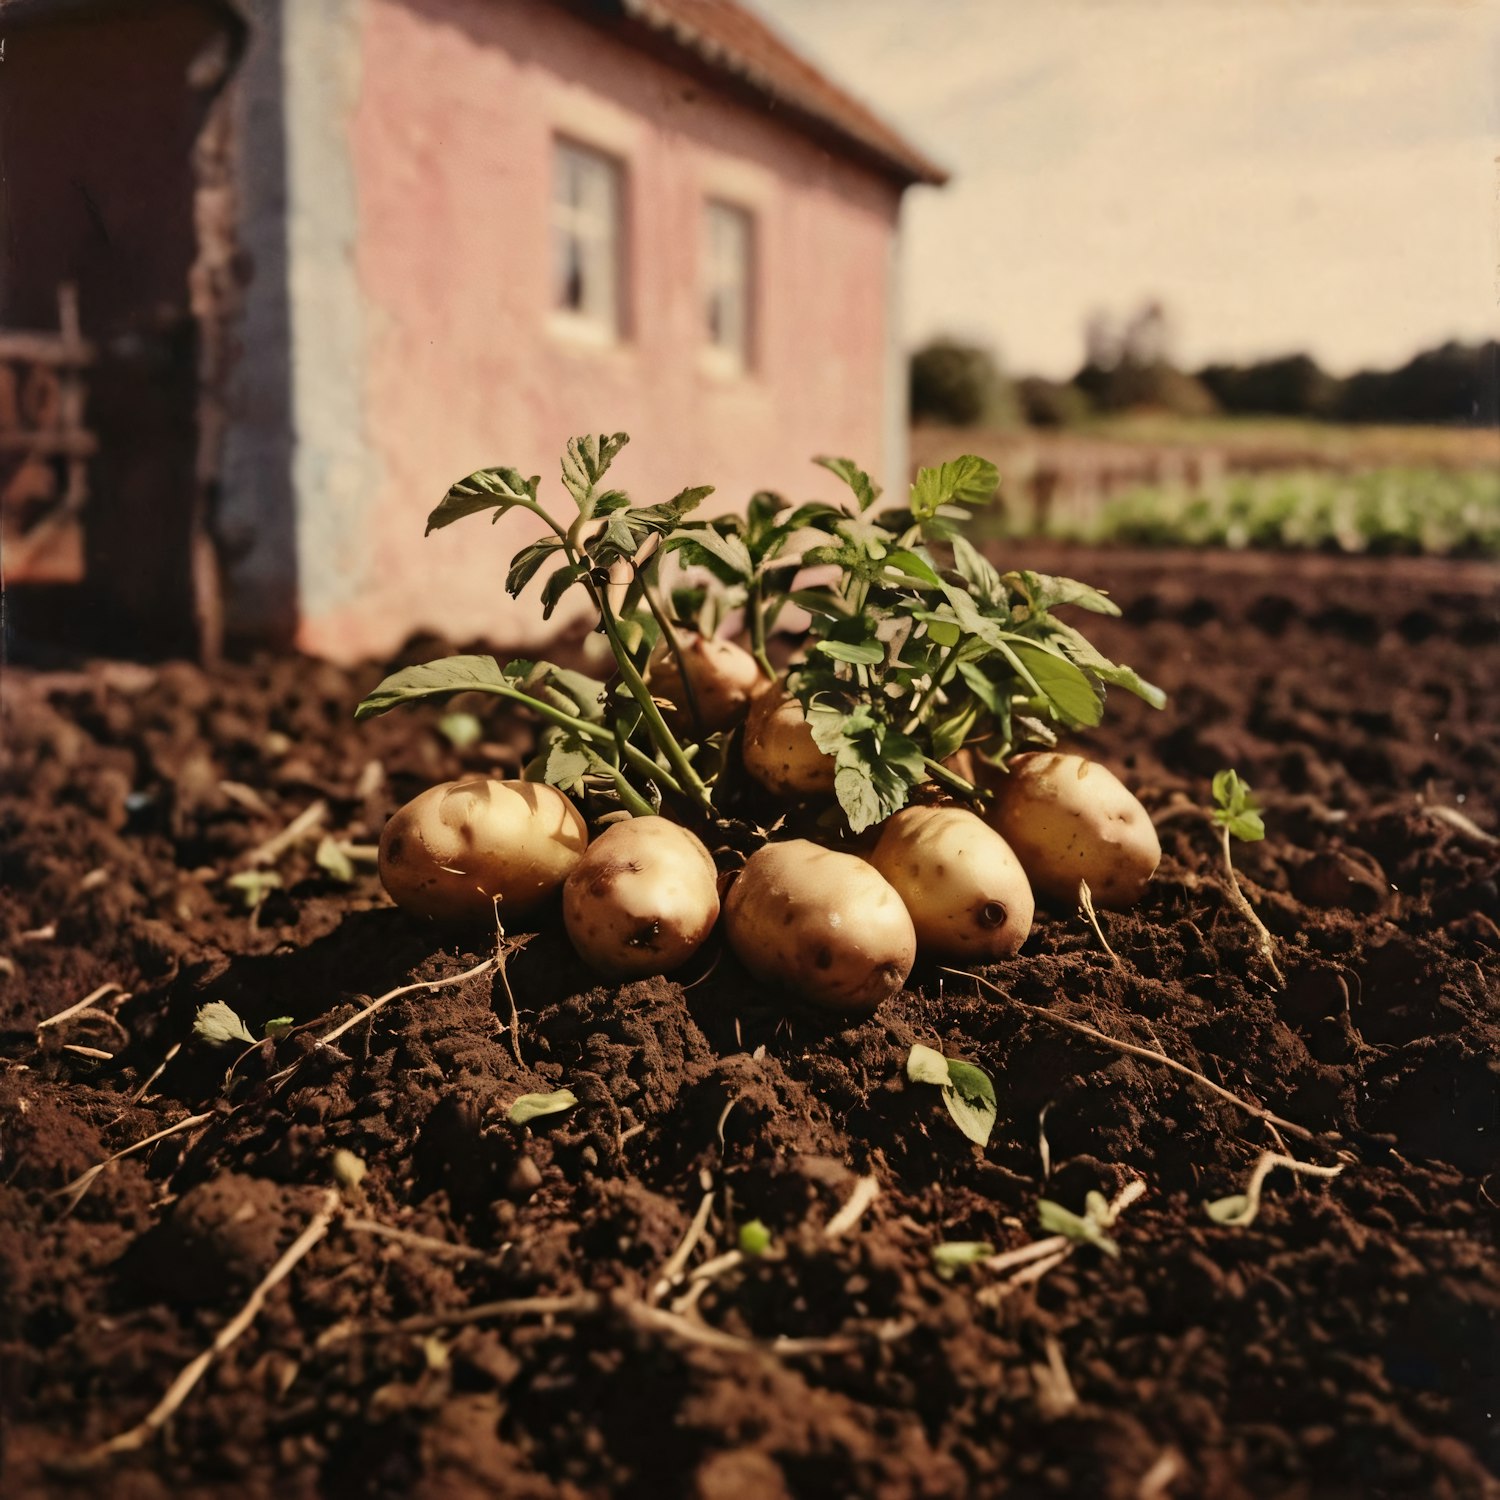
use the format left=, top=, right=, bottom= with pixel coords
left=1209, top=769, right=1284, bottom=986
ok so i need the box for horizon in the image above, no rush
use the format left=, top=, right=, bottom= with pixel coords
left=749, top=0, right=1500, bottom=381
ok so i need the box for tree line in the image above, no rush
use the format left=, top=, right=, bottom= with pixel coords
left=911, top=313, right=1499, bottom=430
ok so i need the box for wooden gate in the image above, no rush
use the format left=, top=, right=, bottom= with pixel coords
left=0, top=284, right=95, bottom=583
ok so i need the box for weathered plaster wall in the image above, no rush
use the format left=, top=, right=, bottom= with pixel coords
left=296, top=0, right=903, bottom=659
left=220, top=0, right=379, bottom=643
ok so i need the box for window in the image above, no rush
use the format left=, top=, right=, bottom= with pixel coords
left=552, top=140, right=624, bottom=338
left=703, top=200, right=754, bottom=373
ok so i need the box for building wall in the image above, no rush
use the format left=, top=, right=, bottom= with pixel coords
left=289, top=0, right=904, bottom=659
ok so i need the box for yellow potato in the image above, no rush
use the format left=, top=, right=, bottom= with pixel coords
left=378, top=778, right=587, bottom=924
left=741, top=687, right=836, bottom=798
left=563, top=816, right=720, bottom=978
left=646, top=633, right=765, bottom=734
left=869, top=805, right=1034, bottom=960
left=723, top=840, right=915, bottom=1016
left=984, top=752, right=1159, bottom=909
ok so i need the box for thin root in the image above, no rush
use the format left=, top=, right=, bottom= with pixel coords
left=951, top=970, right=1324, bottom=1146
left=78, top=1187, right=341, bottom=1464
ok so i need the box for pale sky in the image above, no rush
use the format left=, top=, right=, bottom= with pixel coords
left=751, top=0, right=1500, bottom=378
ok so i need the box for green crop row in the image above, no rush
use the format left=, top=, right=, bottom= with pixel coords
left=1036, top=467, right=1500, bottom=557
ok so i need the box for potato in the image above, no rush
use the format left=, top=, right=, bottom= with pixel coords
left=379, top=778, right=587, bottom=924
left=741, top=687, right=836, bottom=798
left=723, top=840, right=915, bottom=1016
left=869, top=806, right=1034, bottom=960
left=983, top=752, right=1159, bottom=909
left=563, top=816, right=720, bottom=978
left=646, top=633, right=765, bottom=734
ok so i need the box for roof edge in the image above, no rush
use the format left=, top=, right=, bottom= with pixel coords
left=602, top=0, right=949, bottom=188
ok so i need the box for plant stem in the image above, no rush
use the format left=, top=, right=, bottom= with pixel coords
left=641, top=567, right=706, bottom=736
left=1218, top=825, right=1286, bottom=987
left=748, top=576, right=776, bottom=679
left=554, top=515, right=713, bottom=811
left=923, top=757, right=983, bottom=802
left=902, top=642, right=959, bottom=736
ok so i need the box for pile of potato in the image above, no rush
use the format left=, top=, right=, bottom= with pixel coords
left=377, top=636, right=1160, bottom=1017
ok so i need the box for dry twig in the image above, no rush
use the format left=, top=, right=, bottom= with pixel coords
left=55, top=1111, right=215, bottom=1212
left=80, top=1188, right=341, bottom=1462
left=951, top=971, right=1323, bottom=1145
left=37, top=981, right=126, bottom=1031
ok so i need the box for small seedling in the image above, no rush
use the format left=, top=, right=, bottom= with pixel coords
left=1210, top=769, right=1284, bottom=986
left=332, top=1148, right=368, bottom=1190
left=931, top=1241, right=994, bottom=1278
left=1204, top=1151, right=1344, bottom=1227
left=315, top=837, right=357, bottom=884
left=737, top=1219, right=773, bottom=1257
left=907, top=1042, right=998, bottom=1146
left=436, top=710, right=484, bottom=750
left=263, top=1016, right=294, bottom=1040
left=224, top=870, right=280, bottom=911
left=193, top=1001, right=256, bottom=1047
left=1037, top=1190, right=1128, bottom=1258
left=507, top=1087, right=578, bottom=1125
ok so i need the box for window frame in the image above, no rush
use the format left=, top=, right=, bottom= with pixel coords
left=550, top=135, right=628, bottom=344
left=701, top=197, right=756, bottom=377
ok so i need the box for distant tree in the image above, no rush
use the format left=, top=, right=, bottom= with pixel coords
left=1198, top=353, right=1342, bottom=418
left=909, top=338, right=1020, bottom=428
left=1016, top=376, right=1093, bottom=428
left=1336, top=340, right=1499, bottom=426
left=1071, top=299, right=1216, bottom=417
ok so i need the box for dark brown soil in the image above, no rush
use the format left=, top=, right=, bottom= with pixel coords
left=2, top=547, right=1497, bottom=1499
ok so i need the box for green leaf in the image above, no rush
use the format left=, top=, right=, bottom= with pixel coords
left=950, top=534, right=1006, bottom=601
left=540, top=561, right=587, bottom=619
left=426, top=467, right=541, bottom=534
left=738, top=1219, right=773, bottom=1256
left=815, top=638, right=884, bottom=666
left=907, top=1045, right=998, bottom=1147
left=357, top=655, right=515, bottom=721
left=907, top=1043, right=952, bottom=1086
left=814, top=455, right=881, bottom=512
left=1005, top=641, right=1103, bottom=727
left=507, top=1088, right=579, bottom=1125
left=263, top=1016, right=294, bottom=1040
left=1038, top=1197, right=1120, bottom=1257
left=194, top=1001, right=257, bottom=1047
left=942, top=1059, right=997, bottom=1146
left=506, top=536, right=566, bottom=597
left=931, top=1241, right=994, bottom=1278
left=541, top=734, right=596, bottom=792
left=920, top=613, right=963, bottom=650
left=910, top=456, right=999, bottom=520
left=955, top=659, right=1007, bottom=717
left=1212, top=769, right=1265, bottom=840
left=880, top=548, right=944, bottom=588
left=663, top=526, right=754, bottom=583
left=829, top=719, right=926, bottom=833
left=561, top=433, right=630, bottom=515
left=315, top=836, right=357, bottom=883
left=1005, top=570, right=1121, bottom=617
left=1046, top=623, right=1167, bottom=710
left=436, top=711, right=484, bottom=750
left=226, top=870, right=281, bottom=908
left=1225, top=810, right=1265, bottom=841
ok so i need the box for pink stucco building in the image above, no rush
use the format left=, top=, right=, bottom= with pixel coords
left=3, top=0, right=944, bottom=660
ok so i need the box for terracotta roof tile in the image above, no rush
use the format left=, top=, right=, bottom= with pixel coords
left=586, top=0, right=949, bottom=186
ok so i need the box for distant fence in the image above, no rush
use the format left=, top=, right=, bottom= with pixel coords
left=1, top=284, right=96, bottom=582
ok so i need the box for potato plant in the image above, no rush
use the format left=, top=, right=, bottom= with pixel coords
left=356, top=432, right=1167, bottom=1006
